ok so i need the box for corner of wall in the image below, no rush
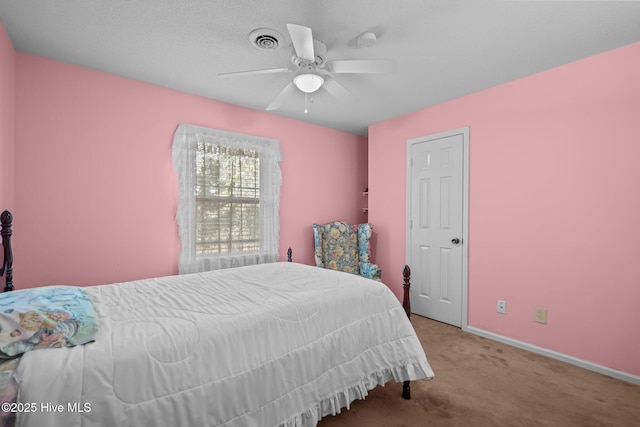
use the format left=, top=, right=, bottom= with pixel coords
left=0, top=20, right=16, bottom=210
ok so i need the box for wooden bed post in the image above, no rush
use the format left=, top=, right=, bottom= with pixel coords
left=402, top=265, right=411, bottom=319
left=402, top=264, right=411, bottom=400
left=1, top=210, right=13, bottom=292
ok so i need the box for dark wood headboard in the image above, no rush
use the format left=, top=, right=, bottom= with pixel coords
left=1, top=210, right=13, bottom=292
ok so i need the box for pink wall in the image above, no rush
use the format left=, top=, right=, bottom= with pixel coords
left=369, top=41, right=640, bottom=376
left=0, top=22, right=15, bottom=210
left=13, top=53, right=367, bottom=287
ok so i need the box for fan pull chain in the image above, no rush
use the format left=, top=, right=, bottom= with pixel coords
left=303, top=93, right=315, bottom=114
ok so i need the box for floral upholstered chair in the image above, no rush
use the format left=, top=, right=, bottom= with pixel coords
left=312, top=221, right=382, bottom=281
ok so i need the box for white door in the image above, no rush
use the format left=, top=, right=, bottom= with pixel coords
left=407, top=128, right=467, bottom=327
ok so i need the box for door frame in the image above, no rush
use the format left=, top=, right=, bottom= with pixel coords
left=405, top=127, right=470, bottom=329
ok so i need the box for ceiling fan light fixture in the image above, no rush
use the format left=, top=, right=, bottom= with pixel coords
left=293, top=73, right=324, bottom=93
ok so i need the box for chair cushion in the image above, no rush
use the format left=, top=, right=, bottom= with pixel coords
left=313, top=221, right=360, bottom=274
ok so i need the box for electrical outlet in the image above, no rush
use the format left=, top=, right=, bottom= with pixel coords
left=535, top=308, right=547, bottom=324
left=497, top=300, right=507, bottom=314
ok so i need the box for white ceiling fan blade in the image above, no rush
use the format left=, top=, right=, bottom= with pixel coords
left=266, top=82, right=297, bottom=111
left=327, top=59, right=397, bottom=74
left=322, top=78, right=357, bottom=103
left=218, top=68, right=292, bottom=78
left=286, top=24, right=315, bottom=61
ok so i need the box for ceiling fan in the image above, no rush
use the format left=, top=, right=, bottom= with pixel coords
left=218, top=24, right=397, bottom=111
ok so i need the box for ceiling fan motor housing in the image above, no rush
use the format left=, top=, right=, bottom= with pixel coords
left=291, top=39, right=327, bottom=70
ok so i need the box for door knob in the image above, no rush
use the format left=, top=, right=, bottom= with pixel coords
left=451, top=238, right=461, bottom=244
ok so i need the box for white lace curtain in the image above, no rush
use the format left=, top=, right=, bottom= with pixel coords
left=172, top=123, right=282, bottom=274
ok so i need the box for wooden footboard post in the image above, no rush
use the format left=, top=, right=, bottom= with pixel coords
left=402, top=264, right=411, bottom=400
left=1, top=210, right=13, bottom=292
left=402, top=265, right=411, bottom=319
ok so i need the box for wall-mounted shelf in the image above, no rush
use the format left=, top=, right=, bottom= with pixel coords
left=363, top=188, right=368, bottom=214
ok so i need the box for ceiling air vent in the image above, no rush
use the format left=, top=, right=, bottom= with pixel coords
left=249, top=28, right=283, bottom=51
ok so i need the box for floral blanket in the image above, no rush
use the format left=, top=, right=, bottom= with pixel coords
left=0, top=286, right=98, bottom=427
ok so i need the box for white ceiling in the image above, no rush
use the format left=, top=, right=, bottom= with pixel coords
left=1, top=1, right=639, bottom=136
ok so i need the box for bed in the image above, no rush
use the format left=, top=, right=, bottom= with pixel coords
left=0, top=210, right=433, bottom=427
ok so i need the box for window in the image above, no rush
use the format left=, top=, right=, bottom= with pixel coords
left=196, top=144, right=260, bottom=254
left=173, top=124, right=281, bottom=273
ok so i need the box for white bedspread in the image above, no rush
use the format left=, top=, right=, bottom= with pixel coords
left=15, top=262, right=433, bottom=427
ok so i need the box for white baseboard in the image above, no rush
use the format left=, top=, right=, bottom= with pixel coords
left=465, top=326, right=640, bottom=386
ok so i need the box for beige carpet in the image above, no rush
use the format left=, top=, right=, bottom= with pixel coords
left=318, top=315, right=640, bottom=427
